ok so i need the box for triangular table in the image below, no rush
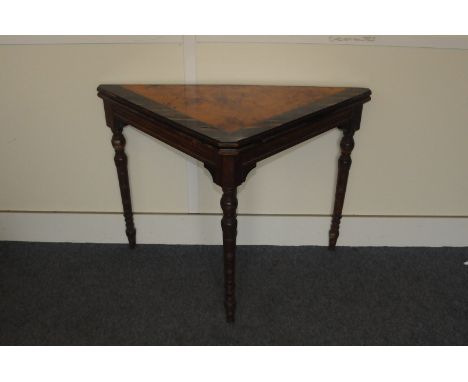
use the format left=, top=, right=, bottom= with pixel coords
left=97, top=84, right=371, bottom=322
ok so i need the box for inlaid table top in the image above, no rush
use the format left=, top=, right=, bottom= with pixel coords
left=97, top=84, right=371, bottom=145
left=97, top=83, right=371, bottom=323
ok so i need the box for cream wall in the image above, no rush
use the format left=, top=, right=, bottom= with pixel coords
left=196, top=43, right=468, bottom=216
left=0, top=42, right=188, bottom=213
left=1, top=37, right=468, bottom=219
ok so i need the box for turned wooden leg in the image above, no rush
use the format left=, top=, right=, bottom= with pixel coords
left=220, top=186, right=238, bottom=322
left=329, top=126, right=356, bottom=250
left=111, top=124, right=136, bottom=248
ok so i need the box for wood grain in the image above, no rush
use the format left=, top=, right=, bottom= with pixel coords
left=98, top=84, right=370, bottom=143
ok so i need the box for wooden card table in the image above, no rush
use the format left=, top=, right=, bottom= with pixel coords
left=97, top=84, right=371, bottom=322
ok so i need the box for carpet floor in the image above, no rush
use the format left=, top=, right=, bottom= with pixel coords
left=1, top=242, right=467, bottom=345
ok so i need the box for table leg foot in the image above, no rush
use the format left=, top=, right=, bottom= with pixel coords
left=328, top=227, right=338, bottom=251
left=225, top=304, right=236, bottom=323
left=127, top=229, right=136, bottom=249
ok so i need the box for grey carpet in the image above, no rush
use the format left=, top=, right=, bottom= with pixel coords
left=0, top=242, right=467, bottom=345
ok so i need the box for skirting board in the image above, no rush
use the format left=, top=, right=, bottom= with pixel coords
left=0, top=212, right=467, bottom=247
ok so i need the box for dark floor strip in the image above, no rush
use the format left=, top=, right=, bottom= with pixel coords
left=1, top=242, right=467, bottom=345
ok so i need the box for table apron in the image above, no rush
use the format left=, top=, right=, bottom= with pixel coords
left=108, top=102, right=218, bottom=167
left=241, top=107, right=353, bottom=166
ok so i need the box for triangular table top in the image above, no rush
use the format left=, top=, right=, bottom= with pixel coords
left=98, top=84, right=370, bottom=144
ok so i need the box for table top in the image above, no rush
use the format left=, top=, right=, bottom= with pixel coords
left=98, top=84, right=370, bottom=144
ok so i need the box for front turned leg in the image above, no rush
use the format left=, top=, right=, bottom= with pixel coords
left=111, top=125, right=136, bottom=248
left=220, top=186, right=238, bottom=322
left=329, top=127, right=356, bottom=250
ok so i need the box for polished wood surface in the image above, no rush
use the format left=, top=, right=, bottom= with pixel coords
left=98, top=84, right=370, bottom=143
left=97, top=84, right=371, bottom=322
left=105, top=102, right=136, bottom=248
left=220, top=185, right=238, bottom=321
left=328, top=107, right=361, bottom=250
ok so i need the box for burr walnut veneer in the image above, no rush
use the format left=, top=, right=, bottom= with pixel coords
left=97, top=84, right=371, bottom=322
